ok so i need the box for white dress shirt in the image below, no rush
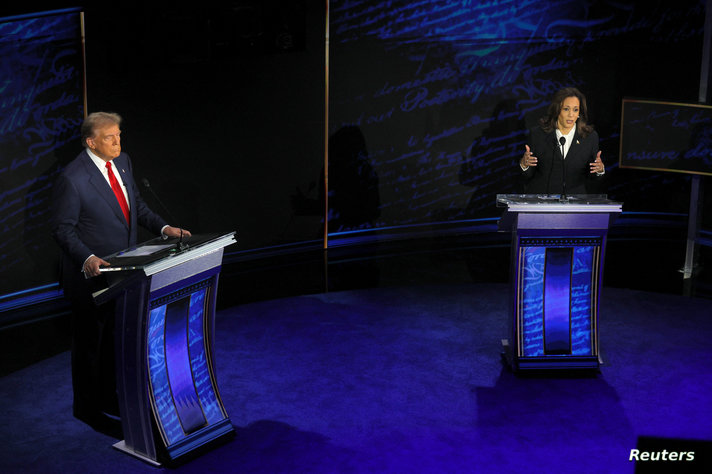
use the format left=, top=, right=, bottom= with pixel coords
left=555, top=126, right=577, bottom=158
left=81, top=149, right=170, bottom=271
left=86, top=148, right=130, bottom=210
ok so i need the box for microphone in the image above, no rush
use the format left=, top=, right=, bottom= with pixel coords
left=559, top=136, right=567, bottom=201
left=544, top=136, right=559, bottom=196
left=142, top=178, right=188, bottom=250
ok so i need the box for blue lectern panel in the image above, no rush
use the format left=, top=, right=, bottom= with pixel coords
left=521, top=247, right=545, bottom=356
left=544, top=248, right=572, bottom=355
left=147, top=278, right=227, bottom=448
left=188, top=289, right=226, bottom=425
left=147, top=305, right=184, bottom=444
left=519, top=238, right=599, bottom=358
left=571, top=246, right=595, bottom=355
left=165, top=298, right=207, bottom=434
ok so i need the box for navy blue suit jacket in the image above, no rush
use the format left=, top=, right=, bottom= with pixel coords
left=521, top=126, right=602, bottom=194
left=52, top=150, right=166, bottom=293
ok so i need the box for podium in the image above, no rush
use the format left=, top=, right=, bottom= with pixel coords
left=93, top=232, right=237, bottom=465
left=497, top=195, right=621, bottom=371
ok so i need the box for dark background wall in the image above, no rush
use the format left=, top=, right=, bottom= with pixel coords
left=0, top=8, right=85, bottom=297
left=79, top=1, right=326, bottom=249
left=1, top=1, right=711, bottom=302
left=327, top=0, right=709, bottom=232
left=0, top=1, right=326, bottom=299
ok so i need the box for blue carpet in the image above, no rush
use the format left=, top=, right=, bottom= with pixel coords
left=0, top=283, right=710, bottom=473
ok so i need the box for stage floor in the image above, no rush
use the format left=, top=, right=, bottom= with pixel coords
left=1, top=282, right=710, bottom=473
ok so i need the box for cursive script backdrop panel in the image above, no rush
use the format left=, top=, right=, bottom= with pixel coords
left=620, top=99, right=712, bottom=176
left=328, top=0, right=705, bottom=234
left=0, top=9, right=84, bottom=297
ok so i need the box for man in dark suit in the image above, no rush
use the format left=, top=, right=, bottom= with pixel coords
left=519, top=87, right=605, bottom=194
left=51, top=112, right=190, bottom=437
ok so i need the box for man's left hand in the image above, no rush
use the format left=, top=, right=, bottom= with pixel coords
left=164, top=226, right=192, bottom=238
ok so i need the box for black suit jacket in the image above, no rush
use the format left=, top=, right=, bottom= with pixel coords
left=51, top=150, right=167, bottom=296
left=50, top=149, right=168, bottom=429
left=521, top=126, right=601, bottom=194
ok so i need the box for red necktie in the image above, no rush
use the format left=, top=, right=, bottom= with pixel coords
left=106, top=161, right=130, bottom=224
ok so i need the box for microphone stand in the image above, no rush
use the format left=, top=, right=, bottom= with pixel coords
left=544, top=139, right=557, bottom=198
left=559, top=137, right=568, bottom=202
left=142, top=178, right=189, bottom=251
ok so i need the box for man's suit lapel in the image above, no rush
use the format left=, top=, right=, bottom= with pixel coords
left=114, top=156, right=138, bottom=230
left=80, top=151, right=130, bottom=230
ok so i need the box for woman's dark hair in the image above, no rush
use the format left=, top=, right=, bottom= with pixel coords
left=538, top=87, right=594, bottom=138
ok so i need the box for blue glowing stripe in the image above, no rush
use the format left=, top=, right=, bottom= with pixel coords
left=147, top=305, right=183, bottom=444
left=521, top=246, right=545, bottom=357
left=165, top=299, right=207, bottom=434
left=621, top=211, right=687, bottom=217
left=571, top=246, right=595, bottom=355
left=328, top=217, right=500, bottom=237
left=543, top=248, right=572, bottom=355
left=188, top=289, right=225, bottom=424
left=0, top=8, right=81, bottom=23
left=0, top=283, right=63, bottom=312
left=327, top=219, right=501, bottom=248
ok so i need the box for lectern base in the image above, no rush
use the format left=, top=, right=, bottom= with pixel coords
left=113, top=419, right=235, bottom=467
left=501, top=339, right=601, bottom=372
left=500, top=339, right=513, bottom=369
left=113, top=440, right=162, bottom=467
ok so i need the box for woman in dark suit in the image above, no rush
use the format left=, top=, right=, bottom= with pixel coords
left=519, top=87, right=605, bottom=195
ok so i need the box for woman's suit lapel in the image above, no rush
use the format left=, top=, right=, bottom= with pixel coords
left=566, top=128, right=584, bottom=165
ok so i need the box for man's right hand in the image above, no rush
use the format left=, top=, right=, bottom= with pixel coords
left=83, top=255, right=110, bottom=277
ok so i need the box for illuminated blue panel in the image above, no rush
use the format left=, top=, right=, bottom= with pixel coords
left=147, top=305, right=183, bottom=444
left=521, top=246, right=545, bottom=357
left=165, top=298, right=207, bottom=434
left=571, top=246, right=594, bottom=355
left=520, top=239, right=598, bottom=359
left=0, top=9, right=84, bottom=298
left=543, top=248, right=572, bottom=355
left=188, top=289, right=225, bottom=424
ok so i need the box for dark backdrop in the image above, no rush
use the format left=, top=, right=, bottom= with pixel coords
left=0, top=8, right=84, bottom=297
left=327, top=0, right=709, bottom=232
left=0, top=1, right=326, bottom=299
left=1, top=1, right=711, bottom=301
left=79, top=1, right=326, bottom=249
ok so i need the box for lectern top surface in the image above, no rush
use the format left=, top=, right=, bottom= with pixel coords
left=100, top=232, right=236, bottom=273
left=496, top=195, right=622, bottom=232
left=496, top=194, right=616, bottom=206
